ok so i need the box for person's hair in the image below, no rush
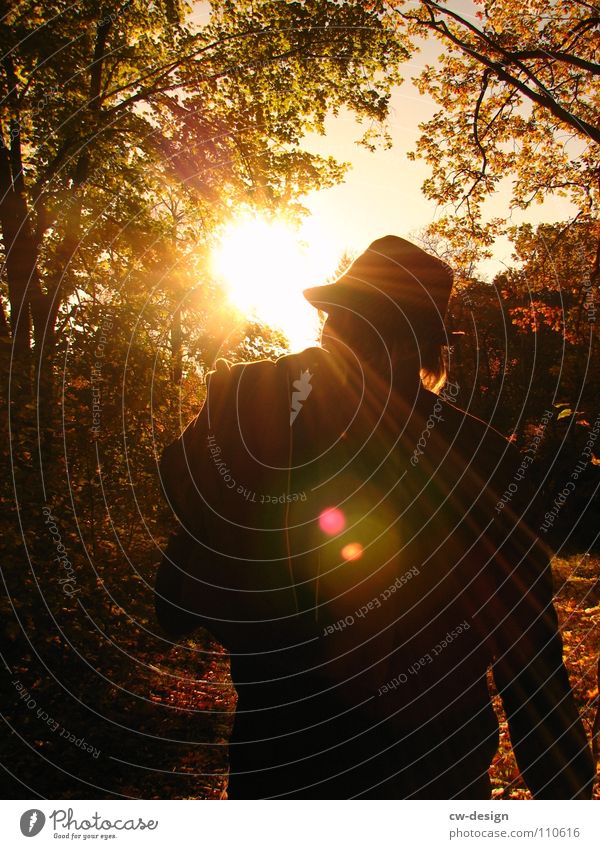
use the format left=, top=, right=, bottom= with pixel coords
left=322, top=310, right=447, bottom=394
left=419, top=338, right=447, bottom=393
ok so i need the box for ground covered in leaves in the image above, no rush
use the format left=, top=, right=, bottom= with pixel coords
left=2, top=551, right=598, bottom=800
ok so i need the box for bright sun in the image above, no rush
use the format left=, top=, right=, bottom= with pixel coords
left=212, top=215, right=341, bottom=351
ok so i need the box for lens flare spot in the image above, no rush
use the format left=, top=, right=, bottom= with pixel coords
left=319, top=507, right=345, bottom=535
left=341, top=542, right=363, bottom=562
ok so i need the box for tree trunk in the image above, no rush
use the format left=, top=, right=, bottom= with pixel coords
left=171, top=304, right=183, bottom=385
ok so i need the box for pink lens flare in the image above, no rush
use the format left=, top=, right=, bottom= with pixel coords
left=319, top=507, right=346, bottom=535
left=341, top=542, right=363, bottom=562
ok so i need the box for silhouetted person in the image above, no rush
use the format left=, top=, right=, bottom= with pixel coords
left=156, top=236, right=595, bottom=799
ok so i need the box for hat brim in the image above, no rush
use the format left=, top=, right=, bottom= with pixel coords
left=303, top=283, right=338, bottom=309
left=303, top=276, right=358, bottom=311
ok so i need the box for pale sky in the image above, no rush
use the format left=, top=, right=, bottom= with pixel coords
left=301, top=55, right=575, bottom=281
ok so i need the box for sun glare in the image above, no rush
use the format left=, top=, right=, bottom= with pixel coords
left=212, top=215, right=341, bottom=351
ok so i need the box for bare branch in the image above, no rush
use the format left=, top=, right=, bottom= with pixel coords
left=511, top=50, right=600, bottom=75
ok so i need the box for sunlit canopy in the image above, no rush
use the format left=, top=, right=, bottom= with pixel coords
left=212, top=214, right=341, bottom=351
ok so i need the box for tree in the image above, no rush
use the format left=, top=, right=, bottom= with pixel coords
left=386, top=0, right=599, bottom=263
left=445, top=219, right=599, bottom=429
left=0, top=0, right=407, bottom=370
left=498, top=218, right=599, bottom=412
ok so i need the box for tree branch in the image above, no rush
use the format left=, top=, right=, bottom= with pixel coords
left=511, top=50, right=600, bottom=75
left=404, top=2, right=600, bottom=145
left=455, top=69, right=490, bottom=212
left=100, top=25, right=272, bottom=107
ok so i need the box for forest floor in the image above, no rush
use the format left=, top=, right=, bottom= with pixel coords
left=2, top=552, right=598, bottom=800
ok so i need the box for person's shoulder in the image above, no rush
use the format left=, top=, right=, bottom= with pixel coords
left=423, top=386, right=519, bottom=469
left=202, top=348, right=333, bottom=417
left=275, top=346, right=330, bottom=373
left=206, top=354, right=279, bottom=394
left=421, top=386, right=505, bottom=440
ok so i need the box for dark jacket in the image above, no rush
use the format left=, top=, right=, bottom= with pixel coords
left=155, top=347, right=595, bottom=799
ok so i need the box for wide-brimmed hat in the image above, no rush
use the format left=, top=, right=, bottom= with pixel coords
left=303, top=235, right=453, bottom=339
